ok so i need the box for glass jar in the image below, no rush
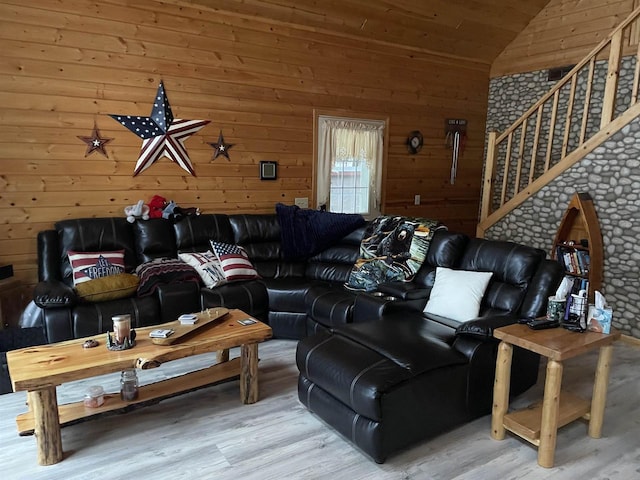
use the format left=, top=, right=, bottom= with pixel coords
left=84, top=385, right=105, bottom=408
left=120, top=369, right=139, bottom=401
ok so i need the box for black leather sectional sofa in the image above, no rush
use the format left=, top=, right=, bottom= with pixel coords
left=22, top=213, right=365, bottom=343
left=18, top=212, right=563, bottom=463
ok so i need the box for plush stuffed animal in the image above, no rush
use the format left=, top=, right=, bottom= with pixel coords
left=162, top=200, right=201, bottom=222
left=147, top=195, right=166, bottom=219
left=124, top=200, right=150, bottom=223
left=162, top=200, right=179, bottom=220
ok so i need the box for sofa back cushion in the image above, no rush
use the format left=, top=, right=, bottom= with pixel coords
left=229, top=214, right=306, bottom=278
left=413, top=231, right=469, bottom=289
left=133, top=218, right=177, bottom=263
left=174, top=215, right=235, bottom=253
left=458, top=238, right=545, bottom=315
left=55, top=218, right=136, bottom=286
left=305, top=225, right=366, bottom=283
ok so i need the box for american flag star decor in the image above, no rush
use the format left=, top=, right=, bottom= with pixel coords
left=110, top=81, right=209, bottom=176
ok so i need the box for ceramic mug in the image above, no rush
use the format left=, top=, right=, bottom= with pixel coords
left=546, top=296, right=566, bottom=322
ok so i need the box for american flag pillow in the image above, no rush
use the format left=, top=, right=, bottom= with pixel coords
left=68, top=250, right=126, bottom=286
left=210, top=241, right=260, bottom=282
left=178, top=251, right=227, bottom=288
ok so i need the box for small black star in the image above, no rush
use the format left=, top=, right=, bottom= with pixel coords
left=209, top=130, right=234, bottom=161
left=77, top=123, right=113, bottom=158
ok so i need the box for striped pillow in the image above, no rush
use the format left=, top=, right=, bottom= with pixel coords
left=68, top=250, right=125, bottom=286
left=210, top=241, right=260, bottom=282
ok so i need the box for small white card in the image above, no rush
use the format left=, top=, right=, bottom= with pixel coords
left=149, top=329, right=174, bottom=338
left=179, top=314, right=198, bottom=325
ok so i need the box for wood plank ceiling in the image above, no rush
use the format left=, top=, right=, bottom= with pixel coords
left=174, top=0, right=553, bottom=64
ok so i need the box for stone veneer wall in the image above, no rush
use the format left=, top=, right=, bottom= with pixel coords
left=485, top=59, right=640, bottom=338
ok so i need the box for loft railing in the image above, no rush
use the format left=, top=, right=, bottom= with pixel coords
left=478, top=6, right=640, bottom=237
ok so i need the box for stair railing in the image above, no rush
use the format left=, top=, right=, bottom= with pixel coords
left=478, top=6, right=640, bottom=237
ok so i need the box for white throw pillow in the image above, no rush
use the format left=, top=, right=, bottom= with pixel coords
left=423, top=267, right=493, bottom=323
left=178, top=251, right=227, bottom=288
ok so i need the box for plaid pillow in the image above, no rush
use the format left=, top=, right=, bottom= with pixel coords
left=68, top=250, right=125, bottom=286
left=210, top=241, right=260, bottom=282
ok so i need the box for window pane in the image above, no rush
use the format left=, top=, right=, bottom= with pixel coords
left=330, top=159, right=370, bottom=215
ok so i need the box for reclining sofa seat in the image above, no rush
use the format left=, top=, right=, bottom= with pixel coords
left=296, top=236, right=564, bottom=463
left=24, top=214, right=366, bottom=343
left=304, top=230, right=469, bottom=336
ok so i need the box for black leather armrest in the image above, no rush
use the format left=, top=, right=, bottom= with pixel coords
left=37, top=230, right=62, bottom=282
left=33, top=281, right=77, bottom=309
left=454, top=313, right=519, bottom=341
left=377, top=282, right=429, bottom=300
left=352, top=293, right=394, bottom=323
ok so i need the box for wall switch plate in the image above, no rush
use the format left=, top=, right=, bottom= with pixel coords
left=414, top=194, right=420, bottom=205
left=295, top=197, right=309, bottom=208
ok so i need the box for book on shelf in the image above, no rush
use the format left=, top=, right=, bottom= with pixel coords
left=555, top=245, right=590, bottom=276
left=577, top=250, right=590, bottom=274
left=561, top=275, right=589, bottom=295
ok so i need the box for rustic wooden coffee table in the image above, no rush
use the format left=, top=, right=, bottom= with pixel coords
left=7, top=308, right=272, bottom=466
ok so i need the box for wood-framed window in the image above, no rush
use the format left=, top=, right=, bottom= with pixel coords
left=313, top=110, right=389, bottom=218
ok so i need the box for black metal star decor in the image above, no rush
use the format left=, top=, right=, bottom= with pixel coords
left=109, top=81, right=209, bottom=176
left=209, top=130, right=234, bottom=161
left=77, top=123, right=113, bottom=158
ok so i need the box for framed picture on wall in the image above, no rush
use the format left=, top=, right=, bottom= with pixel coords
left=260, top=161, right=278, bottom=180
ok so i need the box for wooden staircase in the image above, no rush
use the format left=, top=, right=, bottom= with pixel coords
left=477, top=6, right=640, bottom=237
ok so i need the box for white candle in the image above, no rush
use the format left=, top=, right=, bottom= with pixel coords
left=112, top=315, right=131, bottom=344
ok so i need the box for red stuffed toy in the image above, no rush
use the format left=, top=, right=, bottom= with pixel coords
left=147, top=195, right=167, bottom=219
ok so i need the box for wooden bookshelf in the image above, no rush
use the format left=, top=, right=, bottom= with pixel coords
left=551, top=192, right=603, bottom=302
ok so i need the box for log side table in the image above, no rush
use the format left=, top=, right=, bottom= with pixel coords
left=491, top=323, right=620, bottom=468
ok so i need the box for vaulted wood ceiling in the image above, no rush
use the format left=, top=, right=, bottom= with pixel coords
left=175, top=0, right=552, bottom=64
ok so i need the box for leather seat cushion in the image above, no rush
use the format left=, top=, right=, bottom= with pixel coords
left=305, top=285, right=358, bottom=327
left=200, top=280, right=268, bottom=320
left=261, top=277, right=313, bottom=313
left=297, top=325, right=467, bottom=421
left=72, top=295, right=161, bottom=338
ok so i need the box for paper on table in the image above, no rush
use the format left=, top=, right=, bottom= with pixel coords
left=554, top=276, right=573, bottom=300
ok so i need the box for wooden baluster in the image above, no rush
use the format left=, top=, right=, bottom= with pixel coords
left=544, top=90, right=559, bottom=171
left=480, top=131, right=498, bottom=227
left=500, top=132, right=513, bottom=207
left=529, top=105, right=544, bottom=185
left=601, top=29, right=623, bottom=128
left=580, top=58, right=596, bottom=145
left=632, top=39, right=640, bottom=105
left=514, top=119, right=527, bottom=196
left=561, top=75, right=577, bottom=159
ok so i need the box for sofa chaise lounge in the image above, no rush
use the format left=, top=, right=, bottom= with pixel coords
left=297, top=233, right=564, bottom=462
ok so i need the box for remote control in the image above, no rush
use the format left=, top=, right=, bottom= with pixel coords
left=527, top=318, right=560, bottom=330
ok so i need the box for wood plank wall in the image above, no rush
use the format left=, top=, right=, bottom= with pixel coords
left=0, top=0, right=490, bottom=288
left=491, top=0, right=637, bottom=77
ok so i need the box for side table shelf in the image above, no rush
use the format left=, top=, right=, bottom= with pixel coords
left=502, top=391, right=590, bottom=445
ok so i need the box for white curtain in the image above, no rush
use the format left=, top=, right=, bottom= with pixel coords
left=317, top=116, right=384, bottom=213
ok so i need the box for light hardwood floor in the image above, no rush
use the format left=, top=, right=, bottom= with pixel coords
left=1, top=338, right=638, bottom=479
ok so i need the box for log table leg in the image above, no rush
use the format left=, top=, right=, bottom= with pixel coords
left=589, top=344, right=613, bottom=438
left=491, top=341, right=513, bottom=440
left=28, top=387, right=63, bottom=465
left=240, top=343, right=259, bottom=404
left=538, top=359, right=563, bottom=468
